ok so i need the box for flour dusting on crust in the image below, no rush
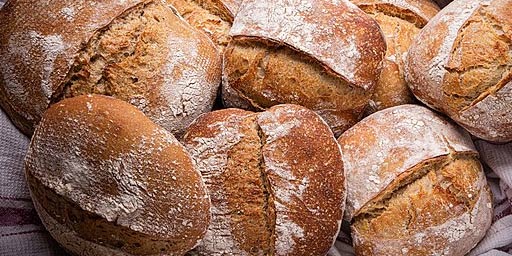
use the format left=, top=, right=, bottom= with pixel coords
left=230, top=0, right=385, bottom=89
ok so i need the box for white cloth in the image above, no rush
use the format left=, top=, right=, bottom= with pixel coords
left=0, top=109, right=65, bottom=255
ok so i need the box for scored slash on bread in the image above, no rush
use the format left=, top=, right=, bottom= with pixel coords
left=183, top=104, right=346, bottom=256
left=222, top=0, right=386, bottom=136
left=405, top=0, right=512, bottom=143
left=0, top=0, right=221, bottom=137
left=338, top=105, right=493, bottom=256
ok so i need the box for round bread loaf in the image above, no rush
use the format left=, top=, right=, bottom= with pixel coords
left=338, top=105, right=493, bottom=256
left=166, top=0, right=241, bottom=52
left=405, top=0, right=512, bottom=143
left=182, top=104, right=345, bottom=255
left=352, top=0, right=440, bottom=114
left=25, top=94, right=211, bottom=255
left=0, top=0, right=221, bottom=137
left=222, top=0, right=386, bottom=136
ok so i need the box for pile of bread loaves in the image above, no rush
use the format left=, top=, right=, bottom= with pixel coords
left=0, top=0, right=510, bottom=255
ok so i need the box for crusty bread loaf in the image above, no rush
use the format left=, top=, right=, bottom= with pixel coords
left=405, top=0, right=512, bottom=143
left=0, top=0, right=221, bottom=137
left=25, top=94, right=211, bottom=255
left=183, top=104, right=345, bottom=255
left=338, top=105, right=493, bottom=256
left=222, top=0, right=386, bottom=136
left=352, top=0, right=439, bottom=114
left=166, top=0, right=241, bottom=51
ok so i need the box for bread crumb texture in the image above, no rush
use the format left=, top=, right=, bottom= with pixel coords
left=183, top=105, right=345, bottom=255
left=25, top=95, right=211, bottom=255
left=0, top=0, right=221, bottom=136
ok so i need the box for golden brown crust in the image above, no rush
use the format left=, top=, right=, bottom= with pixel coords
left=183, top=104, right=345, bottom=255
left=0, top=0, right=221, bottom=136
left=338, top=105, right=492, bottom=256
left=25, top=95, right=211, bottom=255
left=405, top=0, right=512, bottom=142
left=229, top=0, right=386, bottom=90
left=166, top=0, right=241, bottom=51
left=222, top=0, right=386, bottom=135
left=223, top=40, right=372, bottom=136
left=353, top=0, right=440, bottom=27
left=353, top=0, right=440, bottom=114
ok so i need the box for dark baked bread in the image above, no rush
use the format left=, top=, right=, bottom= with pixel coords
left=183, top=104, right=346, bottom=255
left=25, top=94, right=211, bottom=255
left=222, top=0, right=386, bottom=136
left=0, top=0, right=221, bottom=137
left=338, top=105, right=493, bottom=256
left=352, top=0, right=440, bottom=114
left=405, top=0, right=512, bottom=142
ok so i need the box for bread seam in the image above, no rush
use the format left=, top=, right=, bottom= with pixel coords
left=353, top=152, right=478, bottom=223
left=442, top=5, right=512, bottom=112
left=256, top=122, right=277, bottom=255
left=177, top=0, right=233, bottom=23
left=358, top=3, right=428, bottom=28
left=231, top=36, right=359, bottom=87
left=49, top=1, right=153, bottom=104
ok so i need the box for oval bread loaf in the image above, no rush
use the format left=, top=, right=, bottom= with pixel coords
left=405, top=0, right=512, bottom=142
left=183, top=104, right=346, bottom=255
left=222, top=0, right=386, bottom=136
left=338, top=105, right=493, bottom=256
left=0, top=0, right=221, bottom=137
left=352, top=0, right=440, bottom=114
left=25, top=94, right=211, bottom=255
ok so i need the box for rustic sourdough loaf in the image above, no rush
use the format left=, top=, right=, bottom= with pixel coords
left=166, top=0, right=241, bottom=52
left=405, top=0, right=512, bottom=143
left=338, top=105, right=493, bottom=256
left=25, top=95, right=211, bottom=255
left=222, top=0, right=386, bottom=136
left=0, top=0, right=221, bottom=137
left=352, top=0, right=440, bottom=114
left=183, top=104, right=345, bottom=255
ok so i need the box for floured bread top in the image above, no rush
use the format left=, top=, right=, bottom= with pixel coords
left=230, top=0, right=386, bottom=90
left=183, top=104, right=345, bottom=256
left=25, top=95, right=211, bottom=255
left=338, top=105, right=476, bottom=219
left=405, top=0, right=512, bottom=142
left=0, top=0, right=221, bottom=136
left=339, top=105, right=492, bottom=256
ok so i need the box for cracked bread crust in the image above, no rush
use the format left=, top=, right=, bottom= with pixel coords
left=25, top=95, right=211, bottom=255
left=166, top=0, right=241, bottom=51
left=183, top=104, right=345, bottom=256
left=353, top=0, right=440, bottom=114
left=352, top=0, right=440, bottom=28
left=338, top=105, right=492, bottom=256
left=222, top=0, right=386, bottom=136
left=0, top=0, right=221, bottom=137
left=405, top=0, right=512, bottom=142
